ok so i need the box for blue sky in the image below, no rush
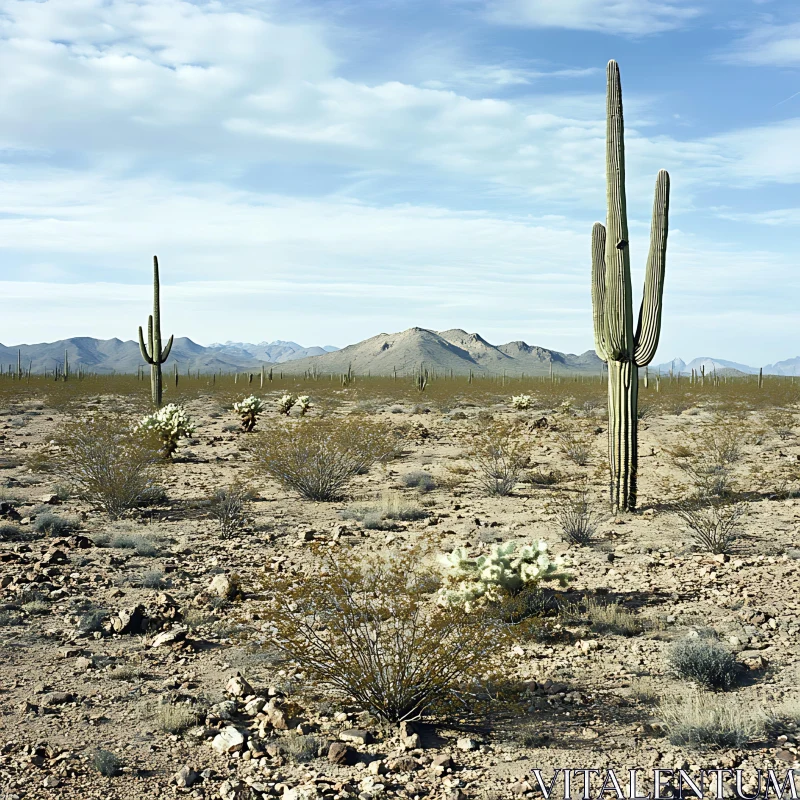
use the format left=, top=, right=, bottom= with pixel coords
left=0, top=0, right=799, bottom=365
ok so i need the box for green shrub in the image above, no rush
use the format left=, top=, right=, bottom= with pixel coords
left=260, top=550, right=497, bottom=722
left=668, top=636, right=738, bottom=690
left=33, top=512, right=76, bottom=537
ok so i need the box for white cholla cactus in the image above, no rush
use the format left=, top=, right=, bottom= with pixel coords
left=297, top=396, right=311, bottom=416
left=233, top=395, right=265, bottom=431
left=437, top=539, right=569, bottom=612
left=511, top=395, right=532, bottom=410
left=277, top=394, right=296, bottom=415
left=139, top=403, right=195, bottom=457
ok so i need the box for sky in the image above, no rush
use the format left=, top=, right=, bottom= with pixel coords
left=0, top=0, right=799, bottom=365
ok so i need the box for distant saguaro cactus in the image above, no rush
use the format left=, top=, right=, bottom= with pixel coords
left=591, top=60, right=670, bottom=513
left=138, top=256, right=174, bottom=409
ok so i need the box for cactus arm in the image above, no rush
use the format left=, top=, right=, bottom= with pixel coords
left=591, top=222, right=608, bottom=362
left=634, top=169, right=670, bottom=367
left=161, top=334, right=174, bottom=362
left=138, top=317, right=155, bottom=365
left=603, top=59, right=634, bottom=361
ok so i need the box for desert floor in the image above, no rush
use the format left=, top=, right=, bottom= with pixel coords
left=0, top=380, right=798, bottom=800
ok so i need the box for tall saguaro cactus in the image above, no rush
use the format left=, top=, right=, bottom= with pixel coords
left=592, top=60, right=670, bottom=513
left=138, top=255, right=174, bottom=409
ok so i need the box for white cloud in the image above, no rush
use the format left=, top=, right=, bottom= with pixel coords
left=481, top=0, right=703, bottom=35
left=719, top=21, right=800, bottom=66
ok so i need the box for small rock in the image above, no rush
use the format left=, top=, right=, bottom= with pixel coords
left=244, top=697, right=266, bottom=716
left=75, top=656, right=94, bottom=672
left=432, top=754, right=454, bottom=770
left=225, top=674, right=254, bottom=698
left=212, top=726, right=246, bottom=754
left=328, top=742, right=358, bottom=766
left=456, top=737, right=477, bottom=751
left=219, top=778, right=254, bottom=800
left=367, top=759, right=385, bottom=775
left=41, top=691, right=74, bottom=706
left=340, top=729, right=372, bottom=745
left=209, top=574, right=240, bottom=600
left=151, top=627, right=187, bottom=648
left=582, top=727, right=600, bottom=740
left=174, top=764, right=199, bottom=788
left=42, top=776, right=61, bottom=788
left=37, top=494, right=60, bottom=505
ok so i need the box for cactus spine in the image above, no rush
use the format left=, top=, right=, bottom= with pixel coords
left=138, top=256, right=174, bottom=409
left=591, top=60, right=670, bottom=513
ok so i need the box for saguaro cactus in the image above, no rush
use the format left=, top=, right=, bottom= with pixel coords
left=138, top=255, right=174, bottom=409
left=591, top=60, right=670, bottom=513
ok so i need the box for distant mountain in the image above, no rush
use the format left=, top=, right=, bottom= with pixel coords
left=276, top=327, right=605, bottom=376
left=3, top=333, right=794, bottom=379
left=0, top=337, right=266, bottom=375
left=209, top=340, right=339, bottom=363
left=652, top=355, right=800, bottom=377
left=764, top=356, right=800, bottom=377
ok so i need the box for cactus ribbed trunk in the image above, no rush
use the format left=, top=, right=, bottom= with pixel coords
left=607, top=360, right=638, bottom=512
left=591, top=60, right=670, bottom=514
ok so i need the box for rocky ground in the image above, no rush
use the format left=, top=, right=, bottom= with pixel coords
left=0, top=389, right=799, bottom=800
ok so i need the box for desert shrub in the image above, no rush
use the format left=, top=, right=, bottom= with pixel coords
left=206, top=483, right=254, bottom=539
left=668, top=637, right=738, bottom=690
left=95, top=529, right=160, bottom=557
left=556, top=430, right=592, bottom=466
left=297, top=395, right=312, bottom=416
left=50, top=415, right=163, bottom=519
left=277, top=394, right=296, bottom=415
left=259, top=551, right=497, bottom=722
left=583, top=599, right=643, bottom=636
left=556, top=490, right=599, bottom=546
left=152, top=702, right=203, bottom=734
left=0, top=522, right=22, bottom=540
left=527, top=468, right=563, bottom=487
left=140, top=568, right=167, bottom=589
left=676, top=500, right=746, bottom=555
left=659, top=691, right=764, bottom=748
left=274, top=735, right=323, bottom=763
left=437, top=540, right=569, bottom=613
left=340, top=492, right=429, bottom=529
left=138, top=404, right=195, bottom=458
left=468, top=421, right=527, bottom=496
left=232, top=395, right=265, bottom=432
left=401, top=471, right=436, bottom=492
left=78, top=608, right=108, bottom=633
left=511, top=395, right=532, bottom=410
left=32, top=512, right=76, bottom=537
left=92, top=749, right=122, bottom=777
left=248, top=417, right=401, bottom=501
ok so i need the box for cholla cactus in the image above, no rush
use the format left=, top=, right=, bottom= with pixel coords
left=233, top=395, right=264, bottom=432
left=297, top=395, right=311, bottom=416
left=511, top=395, right=532, bottom=410
left=139, top=403, right=195, bottom=457
left=437, top=540, right=569, bottom=613
left=277, top=394, right=296, bottom=415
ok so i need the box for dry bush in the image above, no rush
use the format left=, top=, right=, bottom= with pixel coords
left=527, top=468, right=563, bottom=487
left=467, top=421, right=527, bottom=496
left=659, top=691, right=765, bottom=748
left=556, top=429, right=593, bottom=466
left=205, top=482, right=254, bottom=538
left=258, top=550, right=498, bottom=722
left=676, top=499, right=746, bottom=555
left=51, top=415, right=163, bottom=519
left=556, top=490, right=599, bottom=546
left=340, top=491, right=429, bottom=530
left=247, top=417, right=402, bottom=501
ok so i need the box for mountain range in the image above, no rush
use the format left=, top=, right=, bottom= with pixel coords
left=0, top=329, right=797, bottom=377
